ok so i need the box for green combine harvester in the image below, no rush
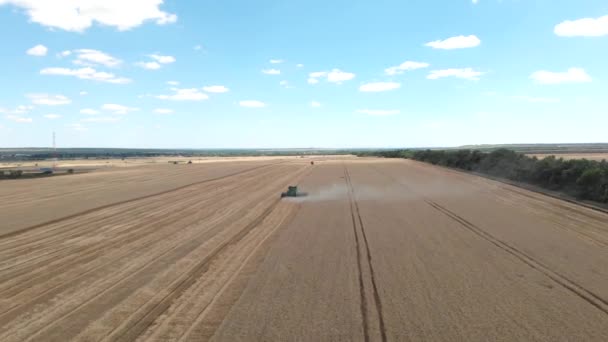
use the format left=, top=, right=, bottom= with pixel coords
left=281, top=186, right=299, bottom=197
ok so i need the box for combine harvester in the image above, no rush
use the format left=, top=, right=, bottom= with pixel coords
left=281, top=186, right=307, bottom=198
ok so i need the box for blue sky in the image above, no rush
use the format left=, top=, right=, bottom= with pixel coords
left=0, top=0, right=607, bottom=148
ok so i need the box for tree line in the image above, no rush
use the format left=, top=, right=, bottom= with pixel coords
left=357, top=149, right=608, bottom=204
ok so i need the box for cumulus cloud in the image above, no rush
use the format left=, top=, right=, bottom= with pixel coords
left=359, top=82, right=401, bottom=92
left=44, top=114, right=61, bottom=119
left=80, top=108, right=99, bottom=115
left=157, top=88, right=209, bottom=101
left=102, top=103, right=139, bottom=114
left=270, top=59, right=284, bottom=64
left=356, top=109, right=400, bottom=116
left=154, top=108, right=174, bottom=114
left=262, top=69, right=281, bottom=75
left=69, top=49, right=122, bottom=67
left=385, top=61, right=429, bottom=75
left=427, top=68, right=484, bottom=80
left=28, top=93, right=71, bottom=105
left=167, top=81, right=179, bottom=86
left=425, top=35, right=481, bottom=49
left=310, top=101, right=321, bottom=108
left=0, top=0, right=177, bottom=32
left=79, top=91, right=88, bottom=95
left=327, top=69, right=356, bottom=83
left=26, top=44, right=47, bottom=56
left=296, top=63, right=304, bottom=68
left=136, top=61, right=161, bottom=70
left=530, top=68, right=592, bottom=84
left=40, top=67, right=131, bottom=84
left=6, top=115, right=33, bottom=123
left=239, top=100, right=265, bottom=108
left=308, top=69, right=355, bottom=84
left=202, top=85, right=229, bottom=93
left=554, top=15, right=608, bottom=37
left=149, top=54, right=175, bottom=64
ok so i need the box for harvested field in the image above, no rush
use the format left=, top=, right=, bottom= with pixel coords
left=528, top=153, right=608, bottom=161
left=1, top=157, right=607, bottom=341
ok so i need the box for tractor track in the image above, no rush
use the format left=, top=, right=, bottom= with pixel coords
left=344, top=164, right=387, bottom=342
left=369, top=164, right=608, bottom=317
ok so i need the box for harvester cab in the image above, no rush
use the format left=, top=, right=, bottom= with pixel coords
left=281, top=186, right=299, bottom=198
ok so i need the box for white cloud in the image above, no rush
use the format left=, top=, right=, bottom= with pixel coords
left=308, top=69, right=355, bottom=84
left=154, top=108, right=174, bottom=114
left=6, top=115, right=33, bottom=123
left=157, top=88, right=209, bottom=101
left=309, top=71, right=327, bottom=78
left=0, top=105, right=34, bottom=114
left=385, top=61, right=429, bottom=75
left=427, top=68, right=484, bottom=80
left=26, top=44, right=47, bottom=56
left=279, top=80, right=293, bottom=88
left=530, top=68, right=592, bottom=84
left=80, top=108, right=99, bottom=115
left=82, top=116, right=121, bottom=123
left=554, top=15, right=608, bottom=37
left=310, top=101, right=321, bottom=108
left=44, top=114, right=61, bottom=119
left=194, top=45, right=203, bottom=51
left=167, top=81, right=179, bottom=86
left=136, top=61, right=161, bottom=70
left=511, top=96, right=560, bottom=103
left=149, top=54, right=176, bottom=64
left=425, top=35, right=481, bottom=49
left=70, top=49, right=122, bottom=67
left=296, top=63, right=304, bottom=68
left=79, top=91, right=88, bottom=95
left=40, top=67, right=131, bottom=84
left=262, top=68, right=281, bottom=75
left=270, top=59, right=284, bottom=64
left=327, top=69, right=355, bottom=83
left=102, top=103, right=139, bottom=114
left=202, top=85, right=229, bottom=93
left=0, top=0, right=177, bottom=32
left=239, top=100, right=265, bottom=108
left=28, top=93, right=71, bottom=105
left=359, top=82, right=401, bottom=92
left=472, top=0, right=479, bottom=4
left=356, top=109, right=400, bottom=116
left=59, top=50, right=71, bottom=57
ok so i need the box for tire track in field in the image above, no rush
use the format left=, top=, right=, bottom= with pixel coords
left=426, top=200, right=608, bottom=316
left=369, top=164, right=608, bottom=317
left=344, top=164, right=387, bottom=342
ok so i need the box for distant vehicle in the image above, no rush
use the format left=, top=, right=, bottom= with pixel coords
left=40, top=168, right=53, bottom=174
left=311, top=161, right=314, bottom=165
